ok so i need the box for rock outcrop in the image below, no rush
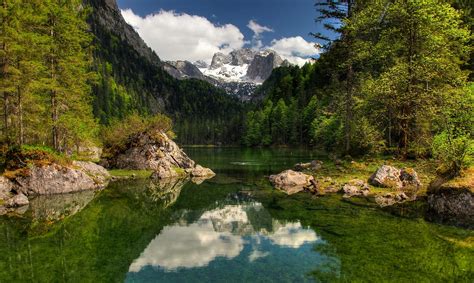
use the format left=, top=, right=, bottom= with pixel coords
left=246, top=50, right=288, bottom=82
left=0, top=160, right=110, bottom=215
left=427, top=171, right=474, bottom=228
left=104, top=130, right=214, bottom=181
left=12, top=162, right=110, bottom=196
left=269, top=170, right=315, bottom=195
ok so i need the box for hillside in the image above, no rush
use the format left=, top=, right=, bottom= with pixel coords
left=86, top=0, right=244, bottom=144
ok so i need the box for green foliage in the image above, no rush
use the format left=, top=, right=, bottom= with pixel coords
left=432, top=84, right=474, bottom=176
left=0, top=0, right=99, bottom=152
left=244, top=0, right=471, bottom=160
left=101, top=113, right=174, bottom=157
left=310, top=115, right=342, bottom=151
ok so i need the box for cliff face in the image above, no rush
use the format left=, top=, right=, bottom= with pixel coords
left=87, top=0, right=161, bottom=67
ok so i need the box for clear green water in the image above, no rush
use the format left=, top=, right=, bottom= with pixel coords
left=1, top=148, right=473, bottom=282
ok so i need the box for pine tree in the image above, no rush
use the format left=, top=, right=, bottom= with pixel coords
left=43, top=0, right=97, bottom=151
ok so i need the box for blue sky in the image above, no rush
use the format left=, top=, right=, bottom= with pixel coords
left=117, top=0, right=333, bottom=65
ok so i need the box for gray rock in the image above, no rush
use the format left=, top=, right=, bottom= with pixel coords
left=368, top=165, right=403, bottom=189
left=311, top=160, right=323, bottom=170
left=11, top=162, right=109, bottom=196
left=375, top=192, right=410, bottom=207
left=191, top=165, right=216, bottom=178
left=246, top=50, right=284, bottom=81
left=269, top=170, right=314, bottom=195
left=210, top=52, right=232, bottom=69
left=0, top=176, right=14, bottom=200
left=294, top=162, right=312, bottom=171
left=109, top=131, right=195, bottom=171
left=5, top=193, right=29, bottom=208
left=342, top=179, right=370, bottom=198
left=230, top=48, right=256, bottom=66
left=164, top=60, right=208, bottom=81
left=73, top=161, right=111, bottom=187
left=428, top=187, right=473, bottom=228
left=400, top=168, right=422, bottom=188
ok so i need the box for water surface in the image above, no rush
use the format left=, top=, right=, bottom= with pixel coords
left=1, top=148, right=473, bottom=282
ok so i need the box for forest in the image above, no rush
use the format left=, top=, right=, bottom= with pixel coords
left=1, top=0, right=473, bottom=176
left=243, top=0, right=473, bottom=175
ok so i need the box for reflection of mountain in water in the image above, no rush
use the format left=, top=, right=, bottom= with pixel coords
left=129, top=202, right=320, bottom=272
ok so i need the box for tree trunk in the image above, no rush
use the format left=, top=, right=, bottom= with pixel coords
left=17, top=85, right=23, bottom=146
left=50, top=20, right=59, bottom=151
left=345, top=64, right=354, bottom=154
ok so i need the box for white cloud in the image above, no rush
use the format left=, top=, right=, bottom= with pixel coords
left=267, top=36, right=320, bottom=66
left=121, top=9, right=245, bottom=63
left=247, top=20, right=273, bottom=50
left=247, top=20, right=274, bottom=37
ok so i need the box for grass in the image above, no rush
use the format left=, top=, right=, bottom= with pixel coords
left=108, top=169, right=153, bottom=179
left=440, top=167, right=474, bottom=193
left=308, top=156, right=437, bottom=195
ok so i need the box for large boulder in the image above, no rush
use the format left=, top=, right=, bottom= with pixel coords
left=369, top=165, right=402, bottom=188
left=427, top=171, right=474, bottom=228
left=104, top=130, right=215, bottom=181
left=108, top=131, right=195, bottom=171
left=269, top=170, right=314, bottom=195
left=11, top=162, right=109, bottom=196
left=73, top=161, right=110, bottom=187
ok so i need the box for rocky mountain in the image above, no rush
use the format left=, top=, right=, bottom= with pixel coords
left=162, top=48, right=290, bottom=100
left=201, top=48, right=290, bottom=83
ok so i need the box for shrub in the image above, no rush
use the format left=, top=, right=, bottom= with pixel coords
left=101, top=113, right=175, bottom=157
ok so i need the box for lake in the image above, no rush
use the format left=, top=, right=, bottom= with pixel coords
left=1, top=148, right=473, bottom=282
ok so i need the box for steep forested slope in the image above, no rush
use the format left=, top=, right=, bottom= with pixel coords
left=86, top=0, right=244, bottom=144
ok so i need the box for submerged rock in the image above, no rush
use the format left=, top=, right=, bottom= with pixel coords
left=191, top=165, right=216, bottom=178
left=5, top=193, right=29, bottom=208
left=294, top=160, right=323, bottom=172
left=342, top=179, right=370, bottom=198
left=269, top=170, right=315, bottom=195
left=375, top=192, right=410, bottom=207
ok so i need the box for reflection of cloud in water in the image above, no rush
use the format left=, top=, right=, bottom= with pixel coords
left=248, top=248, right=270, bottom=262
left=267, top=222, right=319, bottom=248
left=129, top=203, right=319, bottom=272
left=129, top=221, right=243, bottom=272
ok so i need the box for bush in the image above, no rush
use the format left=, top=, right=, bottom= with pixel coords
left=101, top=113, right=174, bottom=157
left=432, top=131, right=473, bottom=177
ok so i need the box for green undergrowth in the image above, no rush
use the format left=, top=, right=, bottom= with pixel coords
left=305, top=156, right=437, bottom=195
left=2, top=145, right=72, bottom=178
